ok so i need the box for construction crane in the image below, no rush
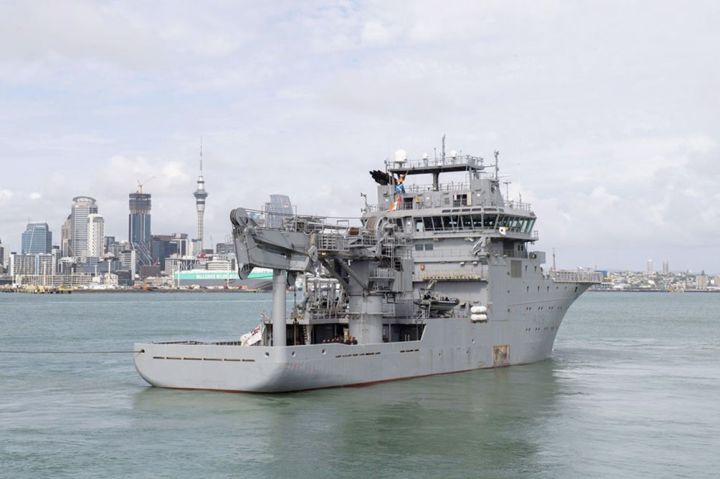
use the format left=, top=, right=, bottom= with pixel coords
left=136, top=176, right=156, bottom=194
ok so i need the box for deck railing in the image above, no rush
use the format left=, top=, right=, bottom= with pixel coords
left=386, top=155, right=484, bottom=170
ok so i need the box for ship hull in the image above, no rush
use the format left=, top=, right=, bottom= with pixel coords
left=134, top=287, right=583, bottom=393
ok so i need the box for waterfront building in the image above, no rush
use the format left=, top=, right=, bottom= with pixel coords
left=646, top=259, right=653, bottom=275
left=697, top=273, right=709, bottom=290
left=0, top=238, right=5, bottom=270
left=9, top=253, right=35, bottom=276
left=14, top=272, right=92, bottom=288
left=206, top=258, right=231, bottom=271
left=9, top=253, right=53, bottom=278
left=193, top=144, right=208, bottom=251
left=69, top=196, right=98, bottom=259
left=87, top=214, right=105, bottom=258
left=129, top=190, right=152, bottom=267
left=662, top=259, right=669, bottom=275
left=21, top=222, right=52, bottom=254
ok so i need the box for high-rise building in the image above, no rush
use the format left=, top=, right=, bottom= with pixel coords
left=193, top=144, right=208, bottom=252
left=662, top=260, right=669, bottom=275
left=87, top=214, right=105, bottom=258
left=0, top=238, right=5, bottom=271
left=646, top=259, right=653, bottom=275
left=60, top=216, right=72, bottom=257
left=151, top=235, right=179, bottom=272
left=21, top=222, right=52, bottom=254
left=69, top=196, right=98, bottom=259
left=264, top=194, right=293, bottom=228
left=129, top=189, right=152, bottom=266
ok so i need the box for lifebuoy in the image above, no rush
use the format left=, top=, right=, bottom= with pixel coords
left=420, top=264, right=425, bottom=271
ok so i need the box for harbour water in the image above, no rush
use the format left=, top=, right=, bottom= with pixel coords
left=1, top=292, right=719, bottom=478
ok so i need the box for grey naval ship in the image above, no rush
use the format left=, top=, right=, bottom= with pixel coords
left=134, top=147, right=601, bottom=392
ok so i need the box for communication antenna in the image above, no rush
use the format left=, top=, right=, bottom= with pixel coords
left=552, top=248, right=557, bottom=271
left=494, top=150, right=500, bottom=180
left=200, top=136, right=204, bottom=174
left=441, top=134, right=446, bottom=161
left=503, top=180, right=511, bottom=201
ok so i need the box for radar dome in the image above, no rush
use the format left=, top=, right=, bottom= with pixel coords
left=394, top=149, right=407, bottom=163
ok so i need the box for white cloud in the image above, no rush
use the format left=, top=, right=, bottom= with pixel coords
left=0, top=189, right=13, bottom=203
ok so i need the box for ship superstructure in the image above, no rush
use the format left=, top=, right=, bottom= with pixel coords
left=135, top=147, right=600, bottom=392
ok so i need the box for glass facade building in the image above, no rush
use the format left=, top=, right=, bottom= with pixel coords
left=70, top=196, right=98, bottom=258
left=129, top=192, right=152, bottom=266
left=21, top=222, right=52, bottom=254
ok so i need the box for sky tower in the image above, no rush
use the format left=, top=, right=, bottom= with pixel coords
left=193, top=142, right=208, bottom=252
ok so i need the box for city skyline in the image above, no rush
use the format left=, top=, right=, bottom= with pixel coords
left=1, top=2, right=719, bottom=271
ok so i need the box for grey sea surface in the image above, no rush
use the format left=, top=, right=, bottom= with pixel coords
left=1, top=292, right=719, bottom=478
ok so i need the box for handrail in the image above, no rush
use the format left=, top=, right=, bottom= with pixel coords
left=386, top=155, right=485, bottom=170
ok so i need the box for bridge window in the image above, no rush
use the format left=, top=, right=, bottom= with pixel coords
left=405, top=214, right=532, bottom=233
left=483, top=215, right=497, bottom=228
left=453, top=194, right=468, bottom=207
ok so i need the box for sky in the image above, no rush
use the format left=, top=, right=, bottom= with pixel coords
left=1, top=0, right=719, bottom=272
